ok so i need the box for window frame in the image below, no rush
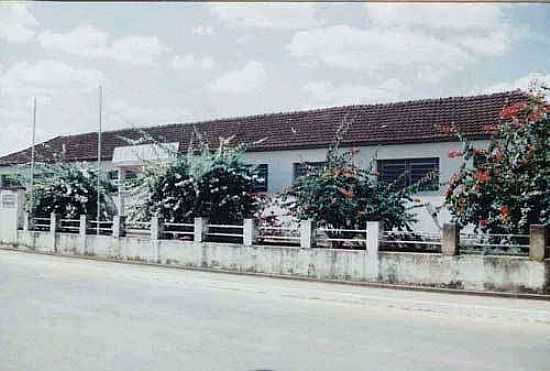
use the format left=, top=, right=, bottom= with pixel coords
left=293, top=161, right=328, bottom=182
left=245, top=164, right=269, bottom=193
left=377, top=157, right=440, bottom=191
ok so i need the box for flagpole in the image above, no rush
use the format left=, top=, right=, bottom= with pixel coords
left=97, top=86, right=102, bottom=235
left=29, top=97, right=37, bottom=218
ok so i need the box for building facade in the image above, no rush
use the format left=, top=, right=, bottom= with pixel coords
left=0, top=91, right=527, bottom=232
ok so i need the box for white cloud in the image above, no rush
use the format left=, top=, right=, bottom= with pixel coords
left=171, top=54, right=215, bottom=71
left=366, top=4, right=506, bottom=33
left=0, top=3, right=39, bottom=43
left=0, top=60, right=104, bottom=98
left=482, top=72, right=550, bottom=94
left=288, top=5, right=516, bottom=83
left=105, top=100, right=192, bottom=129
left=0, top=60, right=105, bottom=156
left=208, top=61, right=267, bottom=94
left=288, top=25, right=468, bottom=77
left=304, top=78, right=407, bottom=106
left=209, top=3, right=322, bottom=30
left=191, top=25, right=214, bottom=36
left=38, top=25, right=170, bottom=66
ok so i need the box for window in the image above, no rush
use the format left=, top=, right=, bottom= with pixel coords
left=108, top=170, right=119, bottom=184
left=124, top=169, right=138, bottom=180
left=377, top=158, right=439, bottom=191
left=246, top=164, right=268, bottom=193
left=293, top=161, right=327, bottom=181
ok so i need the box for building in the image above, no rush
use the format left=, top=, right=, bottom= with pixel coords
left=0, top=90, right=527, bottom=232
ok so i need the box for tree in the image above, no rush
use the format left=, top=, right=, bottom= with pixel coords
left=445, top=87, right=550, bottom=235
left=283, top=123, right=427, bottom=237
left=24, top=162, right=116, bottom=219
left=133, top=134, right=260, bottom=224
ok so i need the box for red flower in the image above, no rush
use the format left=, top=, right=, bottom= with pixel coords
left=447, top=149, right=463, bottom=159
left=474, top=169, right=491, bottom=183
left=499, top=206, right=510, bottom=220
left=500, top=102, right=528, bottom=119
left=479, top=219, right=488, bottom=227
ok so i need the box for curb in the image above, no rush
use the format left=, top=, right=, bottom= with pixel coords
left=2, top=246, right=549, bottom=301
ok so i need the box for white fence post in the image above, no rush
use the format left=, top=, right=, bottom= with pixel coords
left=530, top=225, right=549, bottom=262
left=112, top=215, right=126, bottom=239
left=366, top=221, right=383, bottom=256
left=194, top=217, right=208, bottom=243
left=442, top=223, right=460, bottom=256
left=151, top=217, right=164, bottom=240
left=50, top=212, right=59, bottom=252
left=300, top=219, right=316, bottom=249
left=23, top=212, right=30, bottom=231
left=79, top=215, right=87, bottom=254
left=243, top=219, right=256, bottom=247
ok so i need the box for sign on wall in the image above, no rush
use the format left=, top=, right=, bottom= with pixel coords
left=1, top=193, right=16, bottom=209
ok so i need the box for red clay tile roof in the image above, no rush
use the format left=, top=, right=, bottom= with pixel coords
left=0, top=90, right=527, bottom=166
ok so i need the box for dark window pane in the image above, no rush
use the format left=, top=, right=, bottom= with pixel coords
left=378, top=158, right=439, bottom=191
left=293, top=161, right=327, bottom=181
left=245, top=164, right=268, bottom=192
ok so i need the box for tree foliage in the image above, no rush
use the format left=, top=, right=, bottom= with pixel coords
left=132, top=135, right=260, bottom=224
left=445, top=87, right=550, bottom=234
left=283, top=123, right=426, bottom=233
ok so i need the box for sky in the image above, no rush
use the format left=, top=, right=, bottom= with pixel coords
left=1, top=2, right=549, bottom=157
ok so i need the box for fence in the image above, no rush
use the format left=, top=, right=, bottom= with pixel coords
left=459, top=232, right=530, bottom=256
left=20, top=212, right=550, bottom=261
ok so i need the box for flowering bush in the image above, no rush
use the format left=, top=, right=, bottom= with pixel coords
left=133, top=135, right=259, bottom=224
left=24, top=162, right=116, bottom=219
left=283, top=123, right=427, bottom=236
left=445, top=87, right=550, bottom=234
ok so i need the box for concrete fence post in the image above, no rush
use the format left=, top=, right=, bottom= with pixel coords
left=151, top=217, right=164, bottom=240
left=300, top=219, right=316, bottom=249
left=194, top=217, right=208, bottom=243
left=529, top=225, right=549, bottom=262
left=23, top=212, right=30, bottom=231
left=243, top=218, right=256, bottom=247
left=112, top=215, right=126, bottom=239
left=442, top=223, right=460, bottom=256
left=50, top=212, right=58, bottom=234
left=79, top=215, right=87, bottom=254
left=50, top=212, right=60, bottom=253
left=366, top=221, right=383, bottom=256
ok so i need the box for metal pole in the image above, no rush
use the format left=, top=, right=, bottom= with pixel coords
left=97, top=86, right=102, bottom=235
left=29, top=97, right=37, bottom=218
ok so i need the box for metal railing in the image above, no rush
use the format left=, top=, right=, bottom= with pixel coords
left=205, top=223, right=243, bottom=240
left=31, top=217, right=50, bottom=231
left=460, top=232, right=529, bottom=256
left=125, top=221, right=151, bottom=235
left=163, top=222, right=194, bottom=240
left=380, top=230, right=442, bottom=252
left=316, top=227, right=367, bottom=248
left=59, top=218, right=80, bottom=233
left=257, top=225, right=300, bottom=244
left=88, top=220, right=113, bottom=235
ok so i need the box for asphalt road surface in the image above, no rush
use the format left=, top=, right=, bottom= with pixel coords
left=1, top=249, right=549, bottom=371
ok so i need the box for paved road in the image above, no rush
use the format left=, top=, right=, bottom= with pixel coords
left=1, top=250, right=549, bottom=371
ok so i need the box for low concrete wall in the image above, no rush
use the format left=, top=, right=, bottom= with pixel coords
left=3, top=229, right=550, bottom=295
